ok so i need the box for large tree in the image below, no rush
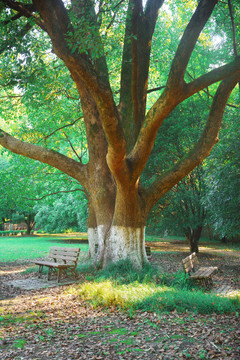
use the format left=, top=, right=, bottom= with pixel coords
left=0, top=0, right=239, bottom=268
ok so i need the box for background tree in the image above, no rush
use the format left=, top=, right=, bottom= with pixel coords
left=0, top=150, right=87, bottom=234
left=144, top=96, right=209, bottom=253
left=34, top=192, right=88, bottom=234
left=203, top=106, right=240, bottom=241
left=0, top=0, right=239, bottom=268
left=0, top=155, right=15, bottom=228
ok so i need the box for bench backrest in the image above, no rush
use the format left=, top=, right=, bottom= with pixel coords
left=145, top=246, right=151, bottom=259
left=182, top=252, right=199, bottom=274
left=48, top=247, right=80, bottom=268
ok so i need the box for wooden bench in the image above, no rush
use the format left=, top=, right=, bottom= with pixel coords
left=145, top=245, right=152, bottom=260
left=182, top=252, right=218, bottom=287
left=34, top=247, right=80, bottom=283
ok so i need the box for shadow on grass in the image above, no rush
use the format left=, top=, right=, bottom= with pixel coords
left=72, top=259, right=240, bottom=316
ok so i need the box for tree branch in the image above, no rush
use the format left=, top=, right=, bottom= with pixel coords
left=62, top=130, right=83, bottom=163
left=119, top=0, right=165, bottom=151
left=2, top=12, right=22, bottom=25
left=41, top=116, right=83, bottom=142
left=0, top=129, right=88, bottom=187
left=129, top=55, right=240, bottom=181
left=131, top=0, right=142, bottom=130
left=1, top=0, right=46, bottom=30
left=32, top=0, right=126, bottom=169
left=145, top=73, right=240, bottom=213
left=185, top=56, right=240, bottom=97
left=147, top=85, right=165, bottom=94
left=228, top=0, right=238, bottom=57
left=27, top=188, right=85, bottom=201
left=186, top=71, right=239, bottom=108
left=167, top=0, right=218, bottom=90
left=227, top=0, right=240, bottom=91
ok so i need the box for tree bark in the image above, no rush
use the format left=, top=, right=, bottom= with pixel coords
left=24, top=214, right=35, bottom=235
left=185, top=225, right=203, bottom=254
left=103, top=184, right=148, bottom=268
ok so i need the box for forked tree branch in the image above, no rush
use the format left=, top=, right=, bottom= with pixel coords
left=1, top=0, right=46, bottom=30
left=186, top=71, right=238, bottom=108
left=129, top=47, right=240, bottom=182
left=42, top=116, right=83, bottom=142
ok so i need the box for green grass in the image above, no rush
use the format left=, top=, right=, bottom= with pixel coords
left=0, top=236, right=89, bottom=262
left=1, top=236, right=239, bottom=316
left=68, top=260, right=240, bottom=315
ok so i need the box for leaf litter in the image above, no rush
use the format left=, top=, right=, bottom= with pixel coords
left=0, top=250, right=240, bottom=359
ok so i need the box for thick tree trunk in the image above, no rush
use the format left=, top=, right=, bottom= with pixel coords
left=104, top=225, right=147, bottom=269
left=24, top=215, right=35, bottom=235
left=102, top=186, right=148, bottom=269
left=185, top=226, right=203, bottom=254
left=86, top=180, right=149, bottom=269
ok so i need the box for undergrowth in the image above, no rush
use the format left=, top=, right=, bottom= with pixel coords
left=69, top=260, right=240, bottom=316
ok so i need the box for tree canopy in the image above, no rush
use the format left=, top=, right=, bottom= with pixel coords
left=0, top=0, right=239, bottom=268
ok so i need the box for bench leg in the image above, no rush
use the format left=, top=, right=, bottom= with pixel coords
left=48, top=267, right=57, bottom=281
left=38, top=265, right=43, bottom=278
left=206, top=277, right=213, bottom=288
left=68, top=268, right=79, bottom=279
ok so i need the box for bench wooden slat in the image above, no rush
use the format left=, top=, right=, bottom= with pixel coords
left=182, top=253, right=218, bottom=287
left=48, top=254, right=79, bottom=262
left=34, top=260, right=74, bottom=269
left=190, top=268, right=215, bottom=279
left=49, top=248, right=80, bottom=254
left=49, top=247, right=80, bottom=252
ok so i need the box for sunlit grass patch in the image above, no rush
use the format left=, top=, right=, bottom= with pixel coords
left=67, top=260, right=240, bottom=315
left=69, top=279, right=240, bottom=314
left=69, top=280, right=165, bottom=308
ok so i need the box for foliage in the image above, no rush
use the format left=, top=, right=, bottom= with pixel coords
left=0, top=150, right=88, bottom=232
left=34, top=192, right=88, bottom=233
left=145, top=97, right=208, bottom=246
left=203, top=106, right=240, bottom=240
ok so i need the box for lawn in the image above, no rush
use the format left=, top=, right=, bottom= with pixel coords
left=0, top=235, right=89, bottom=262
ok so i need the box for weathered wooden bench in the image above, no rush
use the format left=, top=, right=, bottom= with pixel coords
left=34, top=247, right=80, bottom=283
left=182, top=252, right=218, bottom=287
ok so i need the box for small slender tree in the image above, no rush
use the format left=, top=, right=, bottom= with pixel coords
left=0, top=0, right=239, bottom=268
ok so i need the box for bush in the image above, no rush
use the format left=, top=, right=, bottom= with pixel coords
left=0, top=230, right=27, bottom=236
